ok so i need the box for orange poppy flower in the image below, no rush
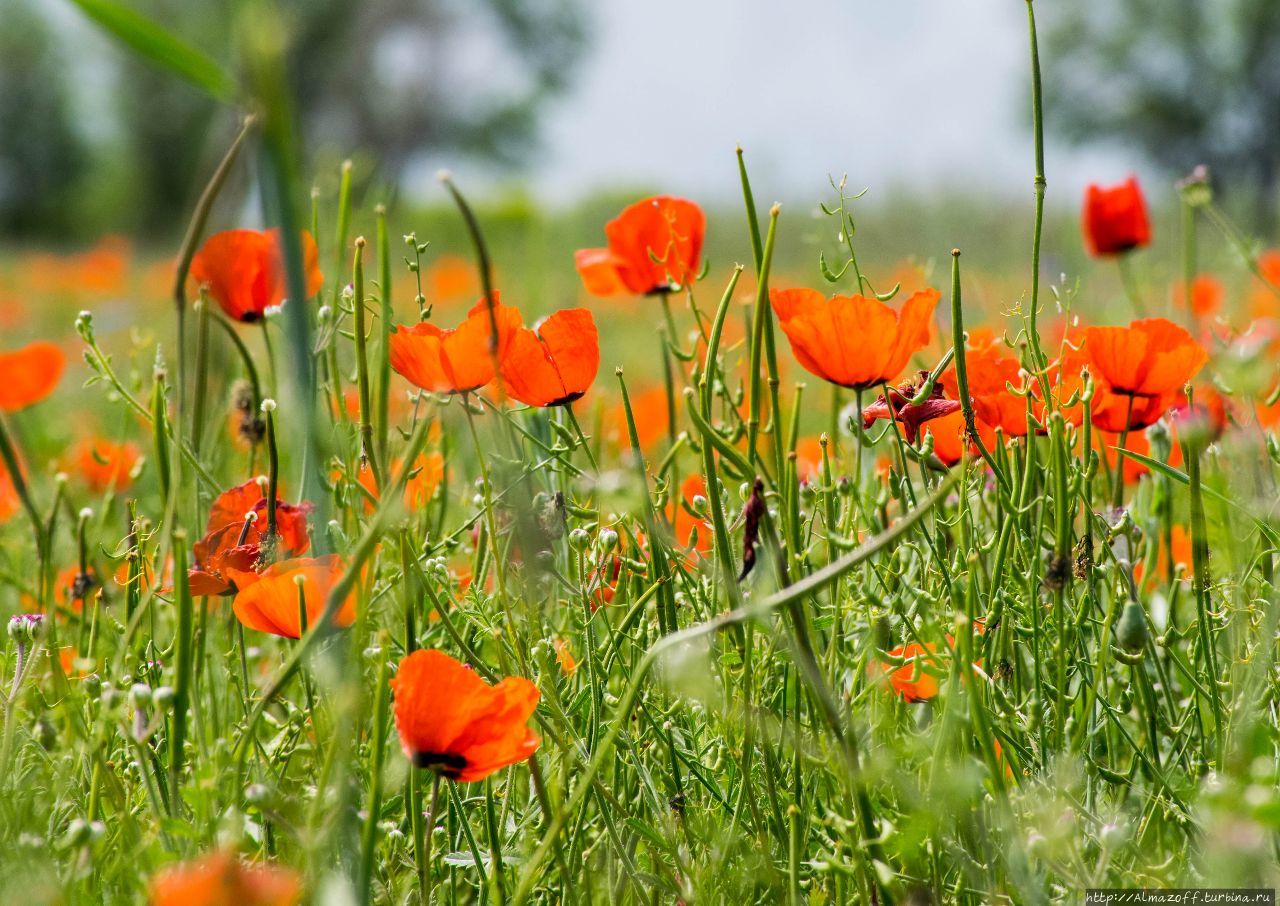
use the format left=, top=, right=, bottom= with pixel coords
left=939, top=334, right=1032, bottom=436
left=55, top=565, right=98, bottom=614
left=1082, top=177, right=1151, bottom=256
left=190, top=229, right=323, bottom=324
left=389, top=297, right=522, bottom=394
left=921, top=410, right=972, bottom=468
left=426, top=254, right=479, bottom=305
left=770, top=287, right=939, bottom=391
left=391, top=648, right=540, bottom=782
left=148, top=851, right=301, bottom=906
left=230, top=555, right=354, bottom=639
left=0, top=341, right=65, bottom=412
left=74, top=438, right=141, bottom=492
left=501, top=309, right=600, bottom=407
left=1249, top=250, right=1280, bottom=317
left=0, top=472, right=17, bottom=522
left=879, top=641, right=940, bottom=702
left=346, top=453, right=445, bottom=513
left=575, top=196, right=705, bottom=296
left=671, top=473, right=713, bottom=556
left=606, top=386, right=672, bottom=452
left=1098, top=427, right=1183, bottom=483
left=1135, top=524, right=1194, bottom=586
left=1085, top=317, right=1207, bottom=401
left=553, top=638, right=578, bottom=677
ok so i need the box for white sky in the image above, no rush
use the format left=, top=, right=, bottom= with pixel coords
left=499, top=0, right=1141, bottom=207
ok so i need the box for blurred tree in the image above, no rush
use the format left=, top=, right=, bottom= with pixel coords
left=0, top=1, right=90, bottom=237
left=1042, top=0, right=1280, bottom=231
left=10, top=0, right=586, bottom=239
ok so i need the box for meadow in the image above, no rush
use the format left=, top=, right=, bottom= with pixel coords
left=4, top=4, right=1280, bottom=906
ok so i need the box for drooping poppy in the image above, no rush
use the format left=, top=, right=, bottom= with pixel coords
left=230, top=555, right=354, bottom=639
left=74, top=438, right=141, bottom=492
left=188, top=480, right=313, bottom=596
left=1082, top=177, right=1151, bottom=256
left=861, top=370, right=962, bottom=443
left=190, top=229, right=323, bottom=324
left=148, top=850, right=301, bottom=906
left=0, top=341, right=65, bottom=412
left=576, top=196, right=705, bottom=296
left=500, top=309, right=600, bottom=407
left=770, top=287, right=939, bottom=391
left=391, top=648, right=540, bottom=782
left=1084, top=318, right=1207, bottom=401
left=389, top=296, right=521, bottom=395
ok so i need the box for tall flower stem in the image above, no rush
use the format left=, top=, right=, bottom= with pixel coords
left=1024, top=0, right=1049, bottom=375
left=352, top=237, right=383, bottom=489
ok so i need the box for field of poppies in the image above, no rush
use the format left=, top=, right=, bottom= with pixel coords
left=4, top=5, right=1280, bottom=906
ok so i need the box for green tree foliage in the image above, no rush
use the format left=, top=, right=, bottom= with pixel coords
left=1042, top=0, right=1280, bottom=229
left=5, top=0, right=586, bottom=239
left=0, top=1, right=90, bottom=237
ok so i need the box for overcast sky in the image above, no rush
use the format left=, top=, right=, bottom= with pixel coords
left=455, top=0, right=1141, bottom=207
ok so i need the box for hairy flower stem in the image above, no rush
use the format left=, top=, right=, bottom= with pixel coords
left=375, top=204, right=394, bottom=467
left=1024, top=0, right=1050, bottom=376
left=746, top=205, right=781, bottom=469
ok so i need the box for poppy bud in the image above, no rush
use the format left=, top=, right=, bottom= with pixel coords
left=691, top=495, right=708, bottom=516
left=1115, top=599, right=1149, bottom=652
left=1082, top=177, right=1151, bottom=256
left=599, top=528, right=619, bottom=553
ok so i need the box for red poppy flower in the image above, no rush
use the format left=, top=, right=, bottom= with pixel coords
left=391, top=649, right=540, bottom=782
left=606, top=386, right=672, bottom=452
left=861, top=371, right=962, bottom=443
left=74, top=438, right=141, bottom=492
left=1085, top=318, right=1207, bottom=399
left=148, top=851, right=301, bottom=906
left=770, top=287, right=939, bottom=391
left=190, top=229, right=323, bottom=323
left=576, top=196, right=705, bottom=296
left=1098, top=427, right=1183, bottom=483
left=231, top=555, right=354, bottom=639
left=1090, top=387, right=1178, bottom=434
left=501, top=309, right=600, bottom=407
left=939, top=334, right=1030, bottom=436
left=389, top=297, right=522, bottom=394
left=1082, top=177, right=1151, bottom=256
left=0, top=341, right=65, bottom=412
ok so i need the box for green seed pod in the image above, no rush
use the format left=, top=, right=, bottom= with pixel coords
left=1116, top=598, right=1148, bottom=652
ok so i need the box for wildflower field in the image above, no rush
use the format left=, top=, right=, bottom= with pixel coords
left=5, top=4, right=1280, bottom=905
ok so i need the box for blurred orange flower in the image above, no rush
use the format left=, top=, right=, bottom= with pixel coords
left=1173, top=274, right=1224, bottom=318
left=148, top=851, right=301, bottom=906
left=576, top=196, right=705, bottom=296
left=74, top=438, right=141, bottom=492
left=0, top=341, right=65, bottom=412
left=391, top=648, right=540, bottom=782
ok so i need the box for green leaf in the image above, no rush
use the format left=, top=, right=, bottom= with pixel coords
left=65, top=0, right=236, bottom=101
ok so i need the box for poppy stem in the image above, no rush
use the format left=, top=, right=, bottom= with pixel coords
left=1112, top=394, right=1135, bottom=510
left=375, top=205, right=394, bottom=469
left=563, top=405, right=598, bottom=472
left=357, top=645, right=391, bottom=906
left=190, top=293, right=212, bottom=454
left=746, top=205, right=781, bottom=470
left=168, top=530, right=193, bottom=810
left=263, top=400, right=280, bottom=538
left=1024, top=0, right=1050, bottom=374
left=352, top=237, right=383, bottom=490
left=1117, top=255, right=1147, bottom=316
left=462, top=396, right=508, bottom=601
